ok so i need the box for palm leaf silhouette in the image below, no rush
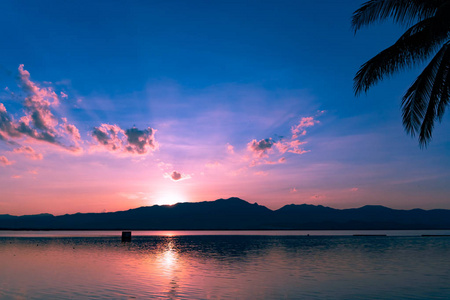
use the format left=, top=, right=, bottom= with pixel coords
left=353, top=0, right=450, bottom=146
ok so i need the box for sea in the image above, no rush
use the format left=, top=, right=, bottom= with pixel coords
left=1, top=230, right=450, bottom=299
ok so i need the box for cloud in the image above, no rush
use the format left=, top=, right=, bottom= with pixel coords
left=226, top=143, right=234, bottom=154
left=60, top=117, right=81, bottom=141
left=254, top=171, right=268, bottom=176
left=18, top=64, right=59, bottom=134
left=124, top=127, right=157, bottom=154
left=205, top=161, right=221, bottom=168
left=0, top=65, right=82, bottom=153
left=157, top=161, right=173, bottom=171
left=13, top=146, right=43, bottom=160
left=0, top=155, right=14, bottom=166
left=227, top=115, right=320, bottom=170
left=164, top=170, right=191, bottom=181
left=91, top=124, right=158, bottom=156
left=92, top=124, right=123, bottom=152
left=275, top=140, right=308, bottom=154
left=18, top=64, right=60, bottom=107
left=247, top=138, right=274, bottom=158
left=291, top=116, right=319, bottom=139
left=290, top=188, right=297, bottom=193
left=170, top=171, right=182, bottom=180
left=249, top=157, right=286, bottom=167
left=243, top=115, right=320, bottom=167
left=0, top=103, right=20, bottom=138
left=350, top=187, right=359, bottom=192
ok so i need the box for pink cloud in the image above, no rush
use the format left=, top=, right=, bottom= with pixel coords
left=164, top=170, right=191, bottom=181
left=60, top=118, right=81, bottom=141
left=290, top=188, right=297, bottom=193
left=275, top=140, right=307, bottom=154
left=250, top=157, right=286, bottom=167
left=18, top=65, right=59, bottom=134
left=13, top=146, right=43, bottom=160
left=91, top=124, right=124, bottom=152
left=18, top=64, right=60, bottom=107
left=244, top=115, right=318, bottom=167
left=288, top=148, right=309, bottom=155
left=350, top=187, right=359, bottom=192
left=0, top=156, right=14, bottom=166
left=254, top=171, right=268, bottom=176
left=226, top=143, right=235, bottom=154
left=91, top=124, right=158, bottom=156
left=247, top=138, right=274, bottom=158
left=0, top=66, right=82, bottom=153
left=291, top=116, right=319, bottom=139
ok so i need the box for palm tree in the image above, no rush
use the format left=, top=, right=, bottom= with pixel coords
left=352, top=0, right=450, bottom=146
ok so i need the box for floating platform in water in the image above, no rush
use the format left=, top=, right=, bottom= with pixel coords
left=122, top=231, right=132, bottom=242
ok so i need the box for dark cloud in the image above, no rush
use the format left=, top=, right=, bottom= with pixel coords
left=0, top=104, right=20, bottom=138
left=91, top=124, right=158, bottom=156
left=125, top=127, right=157, bottom=154
left=164, top=170, right=191, bottom=181
left=247, top=138, right=274, bottom=158
left=171, top=171, right=182, bottom=181
left=92, top=124, right=122, bottom=151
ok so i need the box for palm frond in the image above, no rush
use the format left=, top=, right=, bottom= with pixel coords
left=436, top=44, right=450, bottom=121
left=418, top=51, right=450, bottom=145
left=401, top=43, right=450, bottom=145
left=436, top=81, right=450, bottom=121
left=354, top=16, right=450, bottom=95
left=352, top=0, right=444, bottom=32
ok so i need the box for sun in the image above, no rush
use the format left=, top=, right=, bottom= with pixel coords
left=155, top=191, right=186, bottom=206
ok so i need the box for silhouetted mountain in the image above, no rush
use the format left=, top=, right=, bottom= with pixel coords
left=1, top=197, right=450, bottom=230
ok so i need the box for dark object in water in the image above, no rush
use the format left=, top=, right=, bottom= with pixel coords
left=122, top=231, right=132, bottom=242
left=422, top=235, right=450, bottom=237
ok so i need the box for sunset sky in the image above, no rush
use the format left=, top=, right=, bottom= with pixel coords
left=1, top=0, right=449, bottom=215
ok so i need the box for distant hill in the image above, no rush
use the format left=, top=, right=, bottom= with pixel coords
left=1, top=197, right=450, bottom=230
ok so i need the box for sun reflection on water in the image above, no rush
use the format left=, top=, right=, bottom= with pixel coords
left=160, top=240, right=177, bottom=269
left=156, top=239, right=181, bottom=299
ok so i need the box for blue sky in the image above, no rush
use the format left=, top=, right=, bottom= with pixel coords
left=1, top=0, right=449, bottom=215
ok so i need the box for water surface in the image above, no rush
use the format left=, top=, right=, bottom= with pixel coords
left=1, top=232, right=449, bottom=299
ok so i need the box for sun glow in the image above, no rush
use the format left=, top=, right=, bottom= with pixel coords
left=155, top=191, right=187, bottom=206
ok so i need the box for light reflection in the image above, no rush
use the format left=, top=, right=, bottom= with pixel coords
left=156, top=239, right=180, bottom=299
left=160, top=240, right=177, bottom=270
left=2, top=236, right=448, bottom=299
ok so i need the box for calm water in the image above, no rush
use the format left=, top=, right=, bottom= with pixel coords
left=1, top=231, right=450, bottom=299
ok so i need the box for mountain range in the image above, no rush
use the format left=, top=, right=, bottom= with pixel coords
left=1, top=197, right=450, bottom=230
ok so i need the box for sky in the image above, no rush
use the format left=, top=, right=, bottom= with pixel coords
left=1, top=0, right=449, bottom=215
